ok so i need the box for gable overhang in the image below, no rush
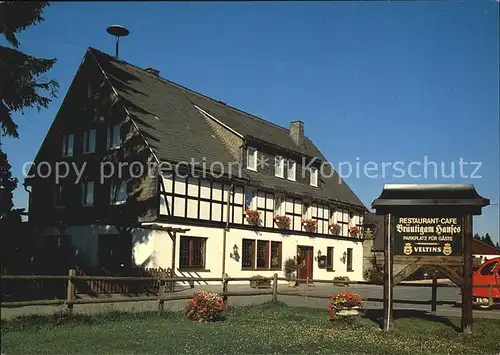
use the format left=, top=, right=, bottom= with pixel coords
left=371, top=184, right=490, bottom=215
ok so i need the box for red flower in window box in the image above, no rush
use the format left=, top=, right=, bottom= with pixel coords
left=245, top=209, right=261, bottom=225
left=273, top=215, right=291, bottom=229
left=329, top=223, right=341, bottom=235
left=349, top=226, right=360, bottom=237
left=328, top=292, right=363, bottom=320
left=302, top=219, right=317, bottom=233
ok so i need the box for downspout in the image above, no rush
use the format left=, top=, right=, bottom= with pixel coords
left=221, top=183, right=234, bottom=281
left=23, top=181, right=32, bottom=222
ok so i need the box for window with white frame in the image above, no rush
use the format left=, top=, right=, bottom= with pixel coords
left=245, top=186, right=256, bottom=209
left=274, top=156, right=284, bottom=178
left=246, top=147, right=257, bottom=171
left=107, top=123, right=121, bottom=150
left=110, top=179, right=128, bottom=205
left=310, top=167, right=318, bottom=187
left=287, top=160, right=296, bottom=181
left=62, top=134, right=74, bottom=157
left=83, top=129, right=96, bottom=154
left=274, top=195, right=284, bottom=215
left=82, top=181, right=94, bottom=206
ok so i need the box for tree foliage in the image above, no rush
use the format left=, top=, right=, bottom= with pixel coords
left=0, top=147, right=18, bottom=219
left=0, top=1, right=58, bottom=138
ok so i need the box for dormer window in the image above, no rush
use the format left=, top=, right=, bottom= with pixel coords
left=82, top=181, right=94, bottom=206
left=83, top=129, right=96, bottom=154
left=62, top=134, right=74, bottom=157
left=310, top=167, right=318, bottom=187
left=287, top=160, right=296, bottom=181
left=110, top=179, right=128, bottom=205
left=275, top=156, right=284, bottom=178
left=107, top=123, right=121, bottom=150
left=247, top=147, right=257, bottom=171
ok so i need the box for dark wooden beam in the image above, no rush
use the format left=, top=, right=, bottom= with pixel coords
left=435, top=264, right=463, bottom=287
left=461, top=213, right=473, bottom=333
left=393, top=263, right=422, bottom=285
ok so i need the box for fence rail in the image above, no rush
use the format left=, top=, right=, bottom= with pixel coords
left=1, top=272, right=499, bottom=313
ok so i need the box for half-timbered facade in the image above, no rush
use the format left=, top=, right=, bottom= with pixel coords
left=26, top=47, right=368, bottom=283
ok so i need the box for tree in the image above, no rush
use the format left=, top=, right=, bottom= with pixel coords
left=0, top=1, right=58, bottom=138
left=483, top=233, right=495, bottom=247
left=0, top=147, right=17, bottom=220
left=496, top=242, right=500, bottom=249
left=473, top=233, right=481, bottom=241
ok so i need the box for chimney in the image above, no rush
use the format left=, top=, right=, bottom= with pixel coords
left=145, top=68, right=160, bottom=76
left=289, top=120, right=304, bottom=147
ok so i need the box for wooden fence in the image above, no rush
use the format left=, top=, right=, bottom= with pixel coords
left=1, top=272, right=499, bottom=315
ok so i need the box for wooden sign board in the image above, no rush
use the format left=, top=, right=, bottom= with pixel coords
left=393, top=216, right=463, bottom=257
left=372, top=184, right=489, bottom=334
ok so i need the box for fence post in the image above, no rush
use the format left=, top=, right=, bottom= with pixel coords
left=66, top=269, right=75, bottom=315
left=222, top=274, right=229, bottom=311
left=431, top=276, right=437, bottom=314
left=488, top=284, right=493, bottom=307
left=305, top=277, right=309, bottom=303
left=158, top=276, right=165, bottom=312
left=272, top=273, right=278, bottom=303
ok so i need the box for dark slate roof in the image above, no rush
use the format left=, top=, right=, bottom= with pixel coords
left=88, top=47, right=366, bottom=210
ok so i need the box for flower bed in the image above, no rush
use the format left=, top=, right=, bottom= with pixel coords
left=245, top=209, right=261, bottom=225
left=328, top=292, right=363, bottom=320
left=273, top=215, right=291, bottom=229
left=185, top=291, right=224, bottom=322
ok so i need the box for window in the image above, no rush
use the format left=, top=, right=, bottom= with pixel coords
left=82, top=181, right=94, bottom=206
left=310, top=167, right=318, bottom=187
left=87, top=83, right=93, bottom=98
left=302, top=202, right=311, bottom=219
left=107, top=123, right=121, bottom=150
left=287, top=160, right=296, bottom=181
left=346, top=248, right=353, bottom=272
left=270, top=241, right=282, bottom=269
left=327, top=247, right=334, bottom=270
left=274, top=195, right=284, bottom=215
left=62, top=134, right=74, bottom=157
left=480, top=261, right=498, bottom=276
left=179, top=236, right=206, bottom=269
left=54, top=184, right=65, bottom=208
left=246, top=147, right=257, bottom=171
left=275, top=156, right=284, bottom=178
left=245, top=186, right=256, bottom=210
left=242, top=239, right=255, bottom=269
left=256, top=240, right=270, bottom=269
left=83, top=129, right=96, bottom=154
left=242, top=239, right=282, bottom=270
left=110, top=179, right=128, bottom=205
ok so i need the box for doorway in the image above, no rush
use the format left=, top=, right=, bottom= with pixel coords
left=297, top=245, right=313, bottom=281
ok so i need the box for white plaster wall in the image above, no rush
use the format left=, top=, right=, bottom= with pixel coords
left=148, top=222, right=364, bottom=284
left=42, top=222, right=364, bottom=285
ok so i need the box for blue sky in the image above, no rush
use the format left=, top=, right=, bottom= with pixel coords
left=1, top=1, right=499, bottom=243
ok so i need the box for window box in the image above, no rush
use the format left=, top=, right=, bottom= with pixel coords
left=245, top=209, right=261, bottom=225
left=249, top=275, right=271, bottom=289
left=329, top=223, right=341, bottom=236
left=302, top=218, right=317, bottom=233
left=273, top=215, right=290, bottom=229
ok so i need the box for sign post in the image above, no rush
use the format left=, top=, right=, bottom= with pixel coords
left=372, top=184, right=489, bottom=333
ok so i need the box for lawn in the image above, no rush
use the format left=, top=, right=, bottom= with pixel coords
left=1, top=302, right=500, bottom=354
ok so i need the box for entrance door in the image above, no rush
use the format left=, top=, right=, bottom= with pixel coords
left=297, top=246, right=313, bottom=281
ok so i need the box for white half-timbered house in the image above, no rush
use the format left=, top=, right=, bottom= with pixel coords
left=26, top=47, right=369, bottom=284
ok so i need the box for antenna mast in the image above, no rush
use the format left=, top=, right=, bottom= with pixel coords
left=106, top=25, right=130, bottom=59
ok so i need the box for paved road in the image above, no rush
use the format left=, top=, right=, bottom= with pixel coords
left=2, top=283, right=499, bottom=320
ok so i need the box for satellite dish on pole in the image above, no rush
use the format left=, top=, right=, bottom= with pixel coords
left=106, top=25, right=130, bottom=59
